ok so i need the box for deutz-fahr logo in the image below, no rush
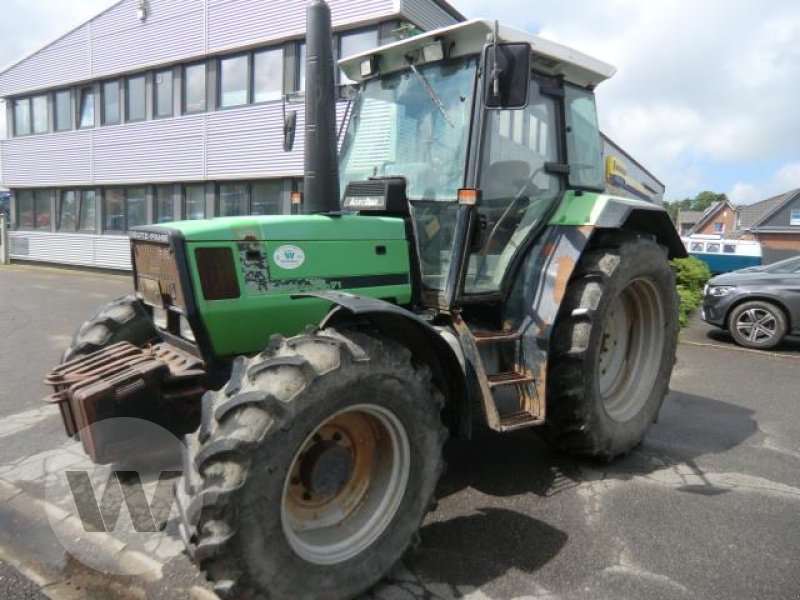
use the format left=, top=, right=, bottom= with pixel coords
left=273, top=245, right=306, bottom=270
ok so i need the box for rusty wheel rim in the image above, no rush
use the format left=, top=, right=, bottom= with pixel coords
left=281, top=404, right=410, bottom=565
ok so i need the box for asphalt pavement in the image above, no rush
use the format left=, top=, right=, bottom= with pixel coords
left=0, top=263, right=798, bottom=600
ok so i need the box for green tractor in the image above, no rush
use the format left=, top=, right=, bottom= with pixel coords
left=47, top=3, right=684, bottom=598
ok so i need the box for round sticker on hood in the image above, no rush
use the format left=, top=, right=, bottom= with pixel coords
left=273, top=245, right=306, bottom=270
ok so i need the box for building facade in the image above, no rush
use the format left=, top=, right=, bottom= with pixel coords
left=736, top=189, right=800, bottom=263
left=0, top=0, right=462, bottom=269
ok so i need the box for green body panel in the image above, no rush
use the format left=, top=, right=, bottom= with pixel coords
left=548, top=191, right=662, bottom=226
left=165, top=215, right=411, bottom=357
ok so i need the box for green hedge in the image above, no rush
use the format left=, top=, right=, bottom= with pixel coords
left=671, top=257, right=711, bottom=327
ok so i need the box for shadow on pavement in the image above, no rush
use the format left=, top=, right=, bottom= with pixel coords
left=438, top=392, right=758, bottom=500
left=703, top=326, right=800, bottom=352
left=407, top=507, right=568, bottom=590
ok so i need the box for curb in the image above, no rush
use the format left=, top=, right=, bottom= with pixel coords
left=0, top=478, right=168, bottom=598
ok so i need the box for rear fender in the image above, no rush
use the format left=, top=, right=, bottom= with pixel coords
left=299, top=292, right=471, bottom=437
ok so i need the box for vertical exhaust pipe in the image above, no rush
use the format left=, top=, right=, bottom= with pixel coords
left=304, top=0, right=340, bottom=214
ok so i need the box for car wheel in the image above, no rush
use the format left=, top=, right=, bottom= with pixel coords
left=728, top=300, right=787, bottom=350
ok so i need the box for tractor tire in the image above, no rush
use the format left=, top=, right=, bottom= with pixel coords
left=61, top=295, right=157, bottom=363
left=544, top=234, right=679, bottom=460
left=177, top=328, right=446, bottom=600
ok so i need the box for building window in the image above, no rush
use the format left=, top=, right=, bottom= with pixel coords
left=13, top=98, right=31, bottom=136
left=155, top=185, right=175, bottom=223
left=126, top=187, right=147, bottom=229
left=79, top=190, right=97, bottom=232
left=102, top=80, right=121, bottom=125
left=104, top=189, right=125, bottom=232
left=32, top=95, right=49, bottom=134
left=184, top=184, right=206, bottom=219
left=58, top=190, right=78, bottom=231
left=184, top=63, right=207, bottom=114
left=126, top=75, right=146, bottom=122
left=296, top=42, right=307, bottom=91
left=54, top=90, right=72, bottom=131
left=219, top=183, right=248, bottom=215
left=154, top=69, right=174, bottom=118
left=253, top=48, right=283, bottom=103
left=339, top=28, right=378, bottom=83
left=17, top=190, right=34, bottom=228
left=79, top=87, right=95, bottom=128
left=33, top=190, right=52, bottom=231
left=220, top=55, right=249, bottom=107
left=791, top=209, right=800, bottom=226
left=713, top=222, right=724, bottom=233
left=251, top=181, right=282, bottom=214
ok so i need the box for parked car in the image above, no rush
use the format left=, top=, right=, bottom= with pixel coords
left=702, top=255, right=800, bottom=349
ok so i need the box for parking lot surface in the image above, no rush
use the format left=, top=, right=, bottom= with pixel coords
left=0, top=263, right=798, bottom=599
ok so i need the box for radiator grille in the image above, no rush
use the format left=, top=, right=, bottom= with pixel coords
left=132, top=240, right=186, bottom=310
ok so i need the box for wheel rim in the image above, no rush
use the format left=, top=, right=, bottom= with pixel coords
left=281, top=403, right=411, bottom=565
left=735, top=307, right=778, bottom=344
left=597, top=278, right=665, bottom=422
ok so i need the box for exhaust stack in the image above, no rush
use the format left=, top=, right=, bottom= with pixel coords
left=303, top=0, right=340, bottom=214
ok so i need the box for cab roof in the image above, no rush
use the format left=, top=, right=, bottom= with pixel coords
left=339, top=19, right=616, bottom=89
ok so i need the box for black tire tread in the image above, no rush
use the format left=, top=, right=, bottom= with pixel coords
left=61, top=294, right=157, bottom=362
left=179, top=328, right=446, bottom=600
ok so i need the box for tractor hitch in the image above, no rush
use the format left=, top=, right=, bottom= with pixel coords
left=44, top=342, right=206, bottom=464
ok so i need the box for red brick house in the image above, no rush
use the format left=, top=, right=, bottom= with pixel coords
left=689, top=200, right=737, bottom=236
left=735, top=189, right=800, bottom=263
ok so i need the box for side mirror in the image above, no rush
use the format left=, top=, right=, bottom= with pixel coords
left=484, top=43, right=531, bottom=109
left=283, top=110, right=297, bottom=152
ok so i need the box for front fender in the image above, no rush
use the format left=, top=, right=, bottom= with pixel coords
left=296, top=292, right=470, bottom=436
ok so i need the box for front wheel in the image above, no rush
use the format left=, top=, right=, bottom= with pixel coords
left=178, top=328, right=446, bottom=599
left=728, top=300, right=787, bottom=349
left=544, top=234, right=679, bottom=460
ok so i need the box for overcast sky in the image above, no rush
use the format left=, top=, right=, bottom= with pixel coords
left=1, top=0, right=799, bottom=204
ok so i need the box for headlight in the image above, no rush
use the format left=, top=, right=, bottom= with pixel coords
left=707, top=285, right=735, bottom=297
left=180, top=315, right=195, bottom=342
left=152, top=306, right=168, bottom=329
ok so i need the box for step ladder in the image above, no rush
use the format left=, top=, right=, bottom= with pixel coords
left=454, top=315, right=545, bottom=433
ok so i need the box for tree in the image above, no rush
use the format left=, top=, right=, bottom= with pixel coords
left=663, top=191, right=728, bottom=224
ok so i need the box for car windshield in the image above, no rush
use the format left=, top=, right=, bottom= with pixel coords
left=339, top=58, right=477, bottom=201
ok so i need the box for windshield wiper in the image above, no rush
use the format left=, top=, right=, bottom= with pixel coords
left=409, top=64, right=454, bottom=128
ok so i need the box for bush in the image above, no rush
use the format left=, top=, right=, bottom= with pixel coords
left=671, top=257, right=711, bottom=327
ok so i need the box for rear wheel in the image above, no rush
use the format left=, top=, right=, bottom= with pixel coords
left=545, top=234, right=679, bottom=460
left=177, top=328, right=446, bottom=599
left=61, top=294, right=157, bottom=362
left=728, top=300, right=787, bottom=349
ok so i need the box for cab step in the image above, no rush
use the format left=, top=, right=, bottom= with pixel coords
left=453, top=315, right=545, bottom=433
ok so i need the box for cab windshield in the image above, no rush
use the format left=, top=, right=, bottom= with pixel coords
left=339, top=58, right=477, bottom=201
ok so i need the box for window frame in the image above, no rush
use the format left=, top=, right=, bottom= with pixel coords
left=790, top=209, right=800, bottom=226
left=154, top=184, right=176, bottom=223
left=217, top=182, right=250, bottom=216
left=183, top=61, right=208, bottom=115
left=13, top=97, right=32, bottom=136
left=184, top=184, right=208, bottom=220
left=53, top=89, right=73, bottom=132
left=252, top=46, right=284, bottom=105
left=338, top=27, right=379, bottom=85
left=78, top=189, right=98, bottom=233
left=78, top=86, right=96, bottom=129
left=218, top=53, right=251, bottom=109
left=153, top=68, right=174, bottom=119
left=101, top=79, right=121, bottom=126
left=125, top=74, right=147, bottom=123
left=31, top=94, right=49, bottom=134
left=57, top=190, right=79, bottom=232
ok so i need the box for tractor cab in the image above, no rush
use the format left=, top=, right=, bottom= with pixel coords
left=337, top=20, right=615, bottom=307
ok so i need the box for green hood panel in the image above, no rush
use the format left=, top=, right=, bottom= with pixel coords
left=162, top=214, right=408, bottom=243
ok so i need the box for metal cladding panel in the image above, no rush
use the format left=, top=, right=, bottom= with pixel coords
left=206, top=102, right=350, bottom=179
left=93, top=116, right=206, bottom=183
left=398, top=0, right=461, bottom=30
left=91, top=0, right=206, bottom=77
left=0, top=27, right=90, bottom=97
left=1, top=132, right=92, bottom=187
left=8, top=231, right=131, bottom=270
left=207, top=0, right=396, bottom=52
